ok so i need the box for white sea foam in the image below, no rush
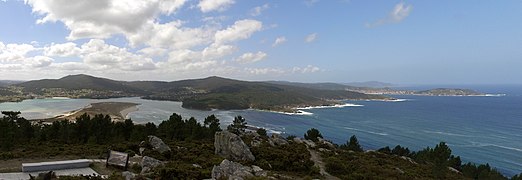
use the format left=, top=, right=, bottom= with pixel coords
left=296, top=103, right=363, bottom=110
left=282, top=110, right=314, bottom=116
left=386, top=99, right=410, bottom=102
left=453, top=142, right=522, bottom=152
left=344, top=127, right=388, bottom=136
left=51, top=97, right=71, bottom=100
left=423, top=130, right=474, bottom=137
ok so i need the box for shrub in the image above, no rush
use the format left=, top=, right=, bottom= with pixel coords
left=304, top=128, right=322, bottom=142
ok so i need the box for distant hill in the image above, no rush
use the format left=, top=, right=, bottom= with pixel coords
left=13, top=75, right=390, bottom=111
left=344, top=81, right=394, bottom=88
left=416, top=88, right=484, bottom=96
left=17, top=74, right=147, bottom=94
left=265, top=81, right=355, bottom=91
left=0, top=80, right=24, bottom=87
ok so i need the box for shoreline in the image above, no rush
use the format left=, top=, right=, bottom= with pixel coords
left=29, top=102, right=139, bottom=123
left=120, top=105, right=139, bottom=119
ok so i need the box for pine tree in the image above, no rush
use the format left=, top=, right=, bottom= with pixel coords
left=341, top=135, right=363, bottom=152
left=304, top=128, right=323, bottom=142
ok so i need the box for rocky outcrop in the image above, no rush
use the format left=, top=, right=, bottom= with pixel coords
left=292, top=137, right=303, bottom=144
left=317, top=137, right=335, bottom=149
left=214, top=131, right=255, bottom=162
left=147, top=135, right=171, bottom=154
left=141, top=156, right=163, bottom=174
left=268, top=134, right=288, bottom=147
left=302, top=139, right=317, bottom=148
left=211, top=159, right=267, bottom=180
left=122, top=171, right=136, bottom=180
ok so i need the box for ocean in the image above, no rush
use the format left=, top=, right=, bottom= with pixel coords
left=0, top=85, right=521, bottom=176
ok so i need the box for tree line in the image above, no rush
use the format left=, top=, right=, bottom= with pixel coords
left=0, top=111, right=222, bottom=151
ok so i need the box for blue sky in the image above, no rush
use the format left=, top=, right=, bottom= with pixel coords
left=0, top=0, right=521, bottom=84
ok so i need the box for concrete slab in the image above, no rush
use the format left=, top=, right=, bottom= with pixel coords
left=0, top=167, right=99, bottom=180
left=22, top=159, right=90, bottom=172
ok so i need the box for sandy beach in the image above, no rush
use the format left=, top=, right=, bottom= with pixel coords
left=32, top=102, right=140, bottom=123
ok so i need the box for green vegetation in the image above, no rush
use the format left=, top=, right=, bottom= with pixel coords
left=340, top=135, right=363, bottom=152
left=304, top=128, right=323, bottom=142
left=226, top=115, right=247, bottom=135
left=1, top=112, right=520, bottom=179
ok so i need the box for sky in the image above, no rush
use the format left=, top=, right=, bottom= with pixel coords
left=0, top=0, right=521, bottom=84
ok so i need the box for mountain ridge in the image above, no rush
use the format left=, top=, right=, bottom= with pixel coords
left=12, top=74, right=389, bottom=111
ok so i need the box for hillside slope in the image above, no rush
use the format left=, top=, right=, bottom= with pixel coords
left=13, top=75, right=390, bottom=111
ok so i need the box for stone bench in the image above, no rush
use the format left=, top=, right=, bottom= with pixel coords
left=22, top=159, right=91, bottom=172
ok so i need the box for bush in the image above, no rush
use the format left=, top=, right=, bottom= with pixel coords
left=304, top=128, right=322, bottom=142
left=256, top=128, right=267, bottom=137
left=340, top=135, right=363, bottom=152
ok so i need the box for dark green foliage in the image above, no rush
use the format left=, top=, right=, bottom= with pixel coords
left=251, top=141, right=315, bottom=173
left=204, top=115, right=222, bottom=136
left=340, top=135, right=363, bottom=152
left=157, top=113, right=218, bottom=141
left=377, top=146, right=392, bottom=154
left=461, top=163, right=507, bottom=180
left=256, top=128, right=267, bottom=137
left=512, top=173, right=522, bottom=180
left=227, top=116, right=247, bottom=135
left=304, top=128, right=322, bottom=142
left=392, top=145, right=411, bottom=157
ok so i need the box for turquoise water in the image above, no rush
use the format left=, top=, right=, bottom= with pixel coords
left=1, top=85, right=521, bottom=176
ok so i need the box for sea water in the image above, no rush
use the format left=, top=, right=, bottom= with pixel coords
left=1, top=85, right=521, bottom=176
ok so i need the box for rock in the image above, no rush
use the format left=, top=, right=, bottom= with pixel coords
left=212, top=159, right=254, bottom=180
left=400, top=156, right=417, bottom=164
left=251, top=140, right=262, bottom=147
left=139, top=147, right=145, bottom=155
left=448, top=167, right=461, bottom=173
left=141, top=156, right=163, bottom=174
left=292, top=137, right=303, bottom=144
left=317, top=137, right=335, bottom=149
left=318, top=148, right=331, bottom=152
left=251, top=165, right=267, bottom=177
left=193, top=164, right=202, bottom=168
left=214, top=131, right=255, bottom=162
left=122, top=171, right=136, bottom=180
left=268, top=134, right=288, bottom=147
left=395, top=167, right=404, bottom=174
left=302, top=139, right=316, bottom=148
left=148, top=135, right=171, bottom=154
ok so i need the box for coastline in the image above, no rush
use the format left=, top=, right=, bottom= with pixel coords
left=120, top=105, right=139, bottom=119
left=29, top=102, right=139, bottom=123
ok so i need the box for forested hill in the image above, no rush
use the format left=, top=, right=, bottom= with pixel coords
left=12, top=74, right=390, bottom=111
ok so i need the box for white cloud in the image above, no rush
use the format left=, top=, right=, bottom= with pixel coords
left=126, top=20, right=216, bottom=49
left=214, top=19, right=263, bottom=44
left=236, top=51, right=267, bottom=64
left=0, top=41, right=56, bottom=69
left=11, top=0, right=277, bottom=80
left=250, top=4, right=269, bottom=16
left=292, top=65, right=320, bottom=73
left=0, top=42, right=37, bottom=63
left=366, top=2, right=413, bottom=28
left=25, top=0, right=188, bottom=40
left=44, top=42, right=80, bottom=57
left=272, top=36, right=287, bottom=47
left=81, top=39, right=157, bottom=71
left=305, top=33, right=317, bottom=43
left=31, top=56, right=54, bottom=68
left=138, top=47, right=167, bottom=58
left=198, top=0, right=235, bottom=13
left=202, top=43, right=237, bottom=60
left=245, top=67, right=285, bottom=75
